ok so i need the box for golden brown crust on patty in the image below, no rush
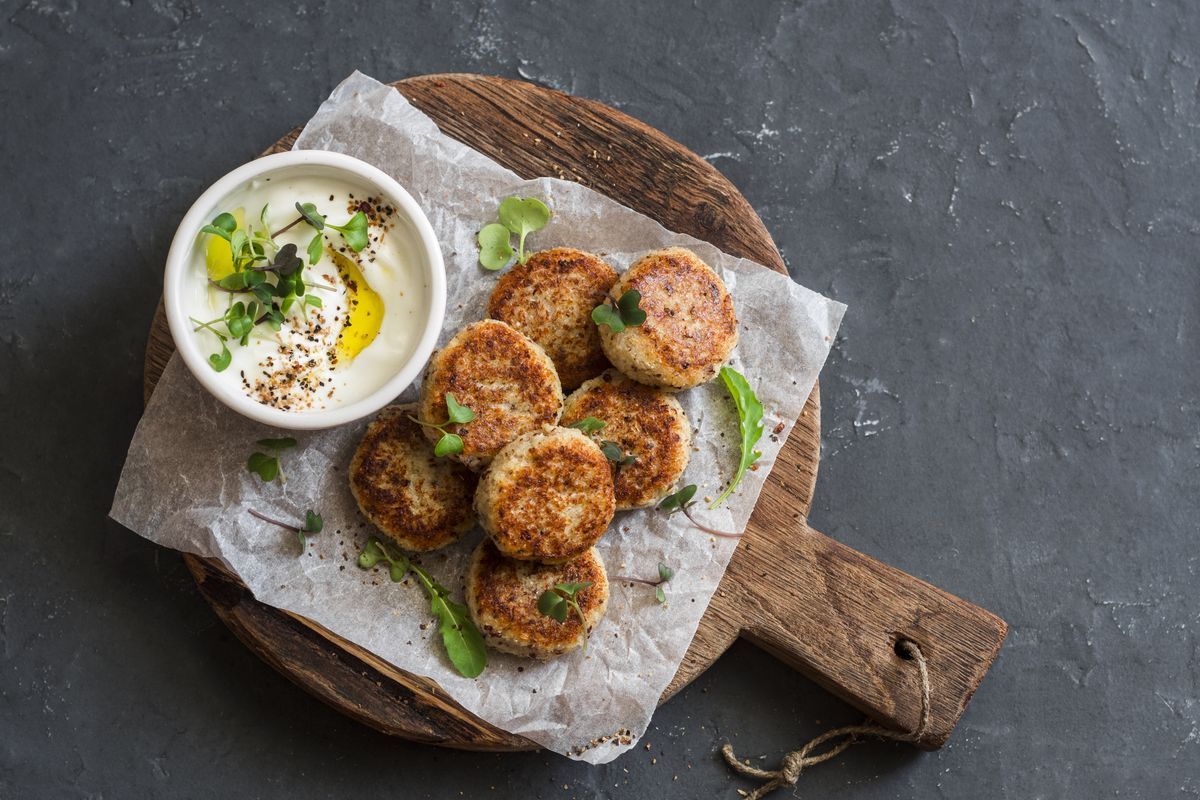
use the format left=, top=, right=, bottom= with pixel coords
left=418, top=320, right=564, bottom=470
left=598, top=247, right=738, bottom=390
left=466, top=539, right=608, bottom=659
left=487, top=248, right=618, bottom=390
left=349, top=405, right=477, bottom=552
left=475, top=427, right=616, bottom=563
left=561, top=371, right=691, bottom=510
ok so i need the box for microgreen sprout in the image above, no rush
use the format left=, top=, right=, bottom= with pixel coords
left=613, top=563, right=675, bottom=604
left=357, top=537, right=488, bottom=678
left=247, top=507, right=322, bottom=553
left=193, top=202, right=353, bottom=370
left=591, top=289, right=647, bottom=333
left=199, top=212, right=237, bottom=241
left=536, top=581, right=594, bottom=652
left=246, top=437, right=297, bottom=483
left=357, top=536, right=410, bottom=583
left=476, top=196, right=551, bottom=270
left=658, top=484, right=743, bottom=538
left=567, top=417, right=607, bottom=434
left=409, top=393, right=476, bottom=457
left=599, top=440, right=637, bottom=466
left=271, top=202, right=368, bottom=253
left=499, top=197, right=551, bottom=264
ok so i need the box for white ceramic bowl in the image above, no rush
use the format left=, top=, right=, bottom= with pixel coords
left=163, top=150, right=445, bottom=430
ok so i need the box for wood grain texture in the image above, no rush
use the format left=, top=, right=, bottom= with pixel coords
left=144, top=73, right=1004, bottom=753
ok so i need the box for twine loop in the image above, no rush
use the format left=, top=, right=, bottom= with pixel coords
left=721, top=639, right=931, bottom=800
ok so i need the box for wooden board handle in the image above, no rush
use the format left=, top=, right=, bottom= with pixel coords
left=730, top=519, right=1007, bottom=749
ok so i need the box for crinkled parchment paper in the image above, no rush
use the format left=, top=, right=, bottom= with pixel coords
left=110, top=72, right=845, bottom=763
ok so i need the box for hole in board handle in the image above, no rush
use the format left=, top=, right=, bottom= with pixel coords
left=893, top=636, right=919, bottom=661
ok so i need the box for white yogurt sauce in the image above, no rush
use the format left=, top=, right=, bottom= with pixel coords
left=183, top=170, right=428, bottom=412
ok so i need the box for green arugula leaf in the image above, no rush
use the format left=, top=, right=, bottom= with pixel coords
left=305, top=294, right=323, bottom=309
left=200, top=224, right=232, bottom=241
left=426, top=584, right=488, bottom=678
left=359, top=552, right=486, bottom=678
left=259, top=203, right=270, bottom=228
left=477, top=223, right=514, bottom=270
left=444, top=393, right=476, bottom=424
left=655, top=585, right=667, bottom=604
left=658, top=563, right=675, bottom=583
left=567, top=417, right=607, bottom=434
left=497, top=197, right=551, bottom=264
left=710, top=367, right=764, bottom=508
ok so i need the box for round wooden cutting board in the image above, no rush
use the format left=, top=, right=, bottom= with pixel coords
left=144, top=74, right=1005, bottom=752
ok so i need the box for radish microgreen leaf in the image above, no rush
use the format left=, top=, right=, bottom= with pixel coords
left=246, top=437, right=296, bottom=483
left=409, top=394, right=476, bottom=458
left=477, top=197, right=551, bottom=270
left=247, top=507, right=322, bottom=554
left=592, top=290, right=646, bottom=333
left=537, top=581, right=594, bottom=651
left=600, top=440, right=637, bottom=466
left=657, top=483, right=743, bottom=538
left=498, top=197, right=551, bottom=264
left=567, top=417, right=607, bottom=434
left=477, top=223, right=515, bottom=270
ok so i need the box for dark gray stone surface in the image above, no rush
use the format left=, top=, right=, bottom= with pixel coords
left=2, top=0, right=1197, bottom=797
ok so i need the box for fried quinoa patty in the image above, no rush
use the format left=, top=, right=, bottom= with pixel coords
left=487, top=247, right=618, bottom=391
left=418, top=319, right=564, bottom=470
left=475, top=427, right=616, bottom=563
left=466, top=539, right=609, bottom=659
left=560, top=371, right=691, bottom=510
left=598, top=247, right=738, bottom=390
left=349, top=405, right=477, bottom=552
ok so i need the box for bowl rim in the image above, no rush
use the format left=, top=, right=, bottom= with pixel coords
left=163, top=150, right=446, bottom=430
